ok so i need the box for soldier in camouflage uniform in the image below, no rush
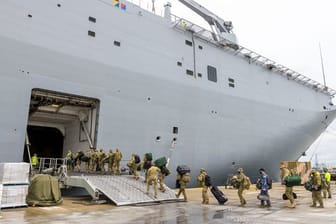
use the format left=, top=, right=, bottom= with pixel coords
left=197, top=168, right=209, bottom=204
left=113, top=148, right=122, bottom=174
left=108, top=149, right=115, bottom=175
left=235, top=167, right=247, bottom=207
left=310, top=170, right=324, bottom=208
left=176, top=172, right=190, bottom=202
left=129, top=154, right=139, bottom=180
left=98, top=149, right=107, bottom=174
left=146, top=165, right=160, bottom=198
left=158, top=169, right=166, bottom=192
left=280, top=163, right=296, bottom=208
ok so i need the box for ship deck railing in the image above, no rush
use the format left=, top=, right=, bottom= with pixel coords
left=170, top=14, right=336, bottom=97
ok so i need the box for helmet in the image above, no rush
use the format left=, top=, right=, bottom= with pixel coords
left=200, top=168, right=206, bottom=172
left=323, top=168, right=328, bottom=172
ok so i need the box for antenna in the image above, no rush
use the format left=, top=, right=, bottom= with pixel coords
left=319, top=43, right=327, bottom=87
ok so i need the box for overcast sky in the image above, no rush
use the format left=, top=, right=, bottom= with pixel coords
left=139, top=0, right=336, bottom=166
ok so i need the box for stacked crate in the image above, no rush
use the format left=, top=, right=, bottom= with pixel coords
left=0, top=163, right=30, bottom=208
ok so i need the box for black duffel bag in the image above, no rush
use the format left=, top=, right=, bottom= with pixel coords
left=282, top=192, right=297, bottom=200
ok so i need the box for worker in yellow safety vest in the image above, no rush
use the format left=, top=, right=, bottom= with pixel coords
left=31, top=153, right=38, bottom=169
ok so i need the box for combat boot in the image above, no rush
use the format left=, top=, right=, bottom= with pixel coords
left=288, top=202, right=296, bottom=208
left=310, top=204, right=316, bottom=208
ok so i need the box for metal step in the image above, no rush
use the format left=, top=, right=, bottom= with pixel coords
left=64, top=174, right=178, bottom=206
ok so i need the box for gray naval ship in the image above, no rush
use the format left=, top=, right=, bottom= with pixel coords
left=0, top=0, right=335, bottom=187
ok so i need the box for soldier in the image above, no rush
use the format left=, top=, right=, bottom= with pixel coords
left=146, top=165, right=160, bottom=198
left=310, top=170, right=324, bottom=208
left=84, top=149, right=91, bottom=173
left=280, top=163, right=296, bottom=208
left=129, top=154, right=140, bottom=180
left=108, top=149, right=115, bottom=175
left=98, top=149, right=107, bottom=174
left=158, top=166, right=169, bottom=192
left=197, top=168, right=209, bottom=204
left=258, top=168, right=271, bottom=208
left=113, top=148, right=122, bottom=174
left=65, top=150, right=73, bottom=172
left=176, top=171, right=190, bottom=202
left=142, top=154, right=151, bottom=183
left=74, top=150, right=83, bottom=172
left=235, top=167, right=247, bottom=207
left=323, top=168, right=332, bottom=199
left=88, top=148, right=96, bottom=173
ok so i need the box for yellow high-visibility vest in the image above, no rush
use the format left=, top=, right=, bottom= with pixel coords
left=31, top=155, right=38, bottom=166
left=325, top=172, right=331, bottom=182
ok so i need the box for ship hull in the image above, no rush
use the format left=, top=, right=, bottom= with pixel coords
left=0, top=0, right=335, bottom=186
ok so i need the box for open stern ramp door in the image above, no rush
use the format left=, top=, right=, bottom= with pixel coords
left=64, top=175, right=179, bottom=206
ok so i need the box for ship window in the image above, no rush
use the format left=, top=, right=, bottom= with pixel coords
left=177, top=61, right=182, bottom=66
left=186, top=69, right=193, bottom=76
left=185, top=40, right=192, bottom=46
left=173, top=127, right=178, bottom=134
left=88, top=30, right=96, bottom=37
left=156, top=136, right=161, bottom=142
left=28, top=14, right=32, bottom=18
left=89, top=16, right=96, bottom=23
left=228, top=78, right=235, bottom=83
left=228, top=78, right=235, bottom=88
left=198, top=73, right=202, bottom=78
left=57, top=4, right=61, bottom=7
left=114, top=41, right=121, bottom=47
left=207, top=65, right=217, bottom=82
left=198, top=45, right=203, bottom=50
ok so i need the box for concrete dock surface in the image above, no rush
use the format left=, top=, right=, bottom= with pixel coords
left=0, top=183, right=335, bottom=224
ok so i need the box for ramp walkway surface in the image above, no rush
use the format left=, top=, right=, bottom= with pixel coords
left=64, top=174, right=178, bottom=206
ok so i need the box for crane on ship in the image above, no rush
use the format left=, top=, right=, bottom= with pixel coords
left=177, top=0, right=237, bottom=44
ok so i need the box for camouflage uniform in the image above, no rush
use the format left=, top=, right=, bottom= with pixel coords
left=280, top=164, right=295, bottom=208
left=236, top=168, right=247, bottom=206
left=98, top=149, right=106, bottom=174
left=113, top=148, right=122, bottom=174
left=108, top=149, right=115, bottom=174
left=176, top=173, right=190, bottom=202
left=197, top=168, right=209, bottom=204
left=75, top=151, right=82, bottom=172
left=158, top=169, right=166, bottom=192
left=130, top=154, right=139, bottom=180
left=310, top=170, right=324, bottom=208
left=146, top=165, right=160, bottom=198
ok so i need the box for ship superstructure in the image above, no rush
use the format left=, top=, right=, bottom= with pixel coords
left=0, top=0, right=335, bottom=186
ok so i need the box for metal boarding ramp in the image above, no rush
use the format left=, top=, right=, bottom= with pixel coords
left=63, top=174, right=179, bottom=206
